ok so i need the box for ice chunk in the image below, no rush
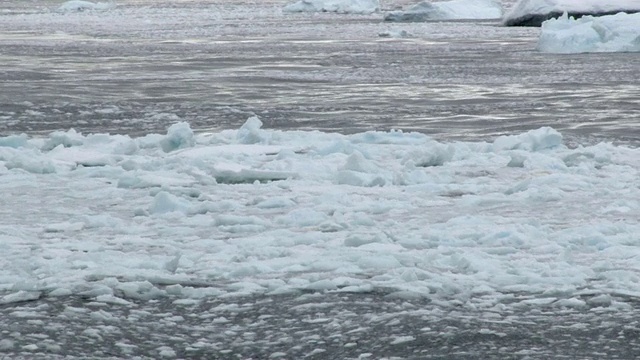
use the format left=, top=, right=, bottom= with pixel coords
left=49, top=146, right=114, bottom=167
left=336, top=151, right=387, bottom=186
left=158, top=346, right=177, bottom=358
left=95, top=294, right=133, bottom=306
left=344, top=233, right=387, bottom=247
left=4, top=151, right=56, bottom=174
left=42, top=129, right=83, bottom=151
left=555, top=297, right=587, bottom=309
left=493, top=127, right=562, bottom=151
left=402, top=144, right=455, bottom=167
left=164, top=254, right=181, bottom=274
left=149, top=191, right=192, bottom=214
left=236, top=116, right=269, bottom=144
left=0, top=134, right=29, bottom=148
left=160, top=122, right=195, bottom=153
left=49, top=288, right=73, bottom=297
left=0, top=291, right=41, bottom=304
left=305, top=279, right=339, bottom=291
left=212, top=167, right=294, bottom=184
left=336, top=170, right=386, bottom=187
left=341, top=151, right=377, bottom=173
left=537, top=12, right=640, bottom=53
left=390, top=335, right=415, bottom=344
left=116, top=281, right=165, bottom=300
left=0, top=339, right=14, bottom=350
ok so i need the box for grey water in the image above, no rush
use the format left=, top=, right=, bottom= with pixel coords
left=1, top=0, right=640, bottom=359
left=1, top=1, right=639, bottom=144
left=3, top=292, right=640, bottom=359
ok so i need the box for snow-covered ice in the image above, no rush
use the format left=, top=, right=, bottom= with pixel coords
left=384, top=0, right=502, bottom=22
left=504, top=0, right=640, bottom=26
left=537, top=12, right=640, bottom=53
left=57, top=0, right=114, bottom=12
left=283, top=0, right=379, bottom=14
left=2, top=119, right=640, bottom=311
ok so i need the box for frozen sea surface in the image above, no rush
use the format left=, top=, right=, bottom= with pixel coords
left=1, top=0, right=640, bottom=359
left=2, top=121, right=640, bottom=358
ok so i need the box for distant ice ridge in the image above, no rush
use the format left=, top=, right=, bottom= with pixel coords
left=537, top=12, right=640, bottom=53
left=57, top=0, right=114, bottom=12
left=384, top=0, right=502, bottom=22
left=504, top=0, right=640, bottom=26
left=3, top=119, right=640, bottom=311
left=283, top=0, right=379, bottom=14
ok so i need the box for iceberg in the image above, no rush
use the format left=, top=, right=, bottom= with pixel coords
left=384, top=0, right=502, bottom=22
left=537, top=12, right=640, bottom=53
left=283, top=0, right=379, bottom=14
left=504, top=0, right=640, bottom=27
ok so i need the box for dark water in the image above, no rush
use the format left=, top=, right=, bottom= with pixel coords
left=3, top=292, right=640, bottom=359
left=0, top=1, right=638, bottom=144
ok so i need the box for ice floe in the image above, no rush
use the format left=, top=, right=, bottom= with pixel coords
left=504, top=0, right=640, bottom=26
left=537, top=12, right=640, bottom=53
left=283, top=0, right=379, bottom=14
left=2, top=119, right=640, bottom=311
left=384, top=0, right=502, bottom=22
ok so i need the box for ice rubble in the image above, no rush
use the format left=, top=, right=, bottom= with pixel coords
left=537, top=12, right=640, bottom=53
left=504, top=0, right=640, bottom=26
left=283, top=0, right=379, bottom=14
left=384, top=0, right=502, bottom=22
left=2, top=119, right=640, bottom=311
left=57, top=1, right=114, bottom=12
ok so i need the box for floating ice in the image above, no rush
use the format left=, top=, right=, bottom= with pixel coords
left=57, top=0, right=115, bottom=12
left=384, top=0, right=502, bottom=22
left=237, top=116, right=269, bottom=145
left=0, top=339, right=14, bottom=350
left=1, top=148, right=56, bottom=174
left=0, top=134, right=28, bottom=149
left=0, top=291, right=42, bottom=304
left=2, top=120, right=640, bottom=311
left=149, top=191, right=192, bottom=215
left=160, top=122, right=195, bottom=153
left=537, top=12, right=640, bottom=53
left=283, top=0, right=379, bottom=14
left=503, top=0, right=640, bottom=26
left=493, top=127, right=562, bottom=151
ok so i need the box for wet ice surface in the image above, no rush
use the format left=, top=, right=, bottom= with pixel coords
left=2, top=0, right=640, bottom=359
left=0, top=0, right=638, bottom=143
left=4, top=293, right=640, bottom=359
left=3, top=123, right=640, bottom=359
